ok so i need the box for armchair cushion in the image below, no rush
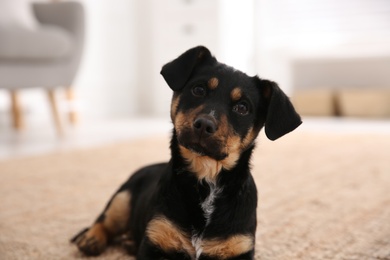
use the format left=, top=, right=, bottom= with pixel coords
left=0, top=0, right=38, bottom=30
left=0, top=25, right=73, bottom=60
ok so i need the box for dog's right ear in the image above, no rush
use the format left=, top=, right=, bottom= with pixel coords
left=160, top=46, right=214, bottom=91
left=257, top=78, right=302, bottom=141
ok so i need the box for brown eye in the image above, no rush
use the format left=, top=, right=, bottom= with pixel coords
left=192, top=85, right=207, bottom=97
left=233, top=101, right=249, bottom=115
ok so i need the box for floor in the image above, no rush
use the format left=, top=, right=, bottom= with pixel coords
left=1, top=116, right=390, bottom=160
left=0, top=117, right=172, bottom=160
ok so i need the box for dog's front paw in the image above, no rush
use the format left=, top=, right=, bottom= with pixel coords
left=116, top=233, right=136, bottom=255
left=71, top=223, right=108, bottom=256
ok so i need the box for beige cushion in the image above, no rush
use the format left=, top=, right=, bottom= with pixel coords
left=338, top=89, right=390, bottom=118
left=0, top=25, right=73, bottom=60
left=292, top=89, right=336, bottom=116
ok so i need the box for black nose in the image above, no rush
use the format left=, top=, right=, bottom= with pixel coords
left=193, top=117, right=217, bottom=136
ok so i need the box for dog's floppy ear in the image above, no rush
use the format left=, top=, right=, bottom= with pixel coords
left=259, top=78, right=302, bottom=141
left=160, top=46, right=214, bottom=91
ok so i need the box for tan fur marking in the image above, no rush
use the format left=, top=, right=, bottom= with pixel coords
left=103, top=191, right=131, bottom=235
left=208, top=77, right=219, bottom=90
left=174, top=105, right=204, bottom=136
left=174, top=112, right=186, bottom=136
left=202, top=235, right=254, bottom=259
left=218, top=115, right=241, bottom=171
left=146, top=217, right=195, bottom=256
left=79, top=223, right=108, bottom=248
left=221, top=134, right=241, bottom=171
left=171, top=95, right=181, bottom=120
left=179, top=145, right=223, bottom=182
left=221, top=128, right=256, bottom=170
left=241, top=127, right=256, bottom=150
left=231, top=87, right=242, bottom=101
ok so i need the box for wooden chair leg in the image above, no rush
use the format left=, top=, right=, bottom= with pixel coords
left=10, top=90, right=24, bottom=130
left=65, top=87, right=78, bottom=125
left=47, top=89, right=64, bottom=136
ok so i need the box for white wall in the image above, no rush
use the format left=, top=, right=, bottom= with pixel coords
left=218, top=0, right=256, bottom=75
left=133, top=0, right=256, bottom=117
left=74, top=0, right=137, bottom=119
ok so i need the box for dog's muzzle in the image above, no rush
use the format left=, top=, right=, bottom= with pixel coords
left=176, top=114, right=227, bottom=160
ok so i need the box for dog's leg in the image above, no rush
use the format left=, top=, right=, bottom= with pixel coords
left=136, top=216, right=194, bottom=260
left=71, top=190, right=132, bottom=256
left=197, top=234, right=255, bottom=260
left=136, top=237, right=194, bottom=260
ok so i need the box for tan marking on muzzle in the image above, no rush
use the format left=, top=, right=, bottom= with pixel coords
left=178, top=114, right=243, bottom=182
left=221, top=127, right=257, bottom=170
left=179, top=145, right=223, bottom=182
left=174, top=105, right=205, bottom=136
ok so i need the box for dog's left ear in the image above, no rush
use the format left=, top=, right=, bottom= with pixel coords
left=160, top=46, right=215, bottom=91
left=258, top=78, right=302, bottom=141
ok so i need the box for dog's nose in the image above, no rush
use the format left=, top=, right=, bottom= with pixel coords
left=193, top=117, right=217, bottom=136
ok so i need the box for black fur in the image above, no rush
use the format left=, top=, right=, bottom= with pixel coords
left=71, top=46, right=301, bottom=260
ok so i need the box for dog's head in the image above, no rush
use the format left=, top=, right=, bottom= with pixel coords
left=161, top=46, right=301, bottom=179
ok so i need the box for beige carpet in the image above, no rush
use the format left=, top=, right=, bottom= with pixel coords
left=1, top=131, right=390, bottom=260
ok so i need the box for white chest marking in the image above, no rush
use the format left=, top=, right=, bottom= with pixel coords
left=201, top=182, right=222, bottom=226
left=191, top=234, right=203, bottom=260
left=192, top=182, right=223, bottom=259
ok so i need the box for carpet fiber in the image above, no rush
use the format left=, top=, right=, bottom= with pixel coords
left=1, top=131, right=390, bottom=259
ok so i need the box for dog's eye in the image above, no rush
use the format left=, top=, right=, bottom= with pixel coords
left=192, top=85, right=207, bottom=97
left=233, top=101, right=249, bottom=115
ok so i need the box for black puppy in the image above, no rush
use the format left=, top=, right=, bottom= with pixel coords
left=72, top=46, right=301, bottom=259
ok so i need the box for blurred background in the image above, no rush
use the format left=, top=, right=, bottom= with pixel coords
left=1, top=0, right=390, bottom=158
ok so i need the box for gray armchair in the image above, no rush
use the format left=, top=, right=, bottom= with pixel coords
left=0, top=1, right=84, bottom=134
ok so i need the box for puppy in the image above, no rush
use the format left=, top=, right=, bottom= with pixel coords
left=72, top=46, right=301, bottom=259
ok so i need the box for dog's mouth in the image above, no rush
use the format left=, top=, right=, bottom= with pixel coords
left=183, top=143, right=206, bottom=156
left=180, top=141, right=228, bottom=161
left=177, top=128, right=229, bottom=162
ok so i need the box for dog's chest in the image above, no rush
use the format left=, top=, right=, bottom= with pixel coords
left=191, top=182, right=223, bottom=259
left=200, top=182, right=222, bottom=225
